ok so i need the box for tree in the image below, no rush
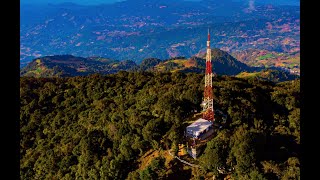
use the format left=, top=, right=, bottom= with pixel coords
left=200, top=130, right=230, bottom=175
left=281, top=157, right=300, bottom=180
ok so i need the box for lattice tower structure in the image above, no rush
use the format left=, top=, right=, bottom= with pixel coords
left=202, top=29, right=214, bottom=121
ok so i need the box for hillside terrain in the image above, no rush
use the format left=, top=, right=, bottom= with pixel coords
left=232, top=49, right=300, bottom=75
left=20, top=49, right=299, bottom=82
left=236, top=69, right=299, bottom=83
left=20, top=55, right=138, bottom=77
left=20, top=72, right=300, bottom=179
left=21, top=49, right=253, bottom=76
left=20, top=0, right=300, bottom=71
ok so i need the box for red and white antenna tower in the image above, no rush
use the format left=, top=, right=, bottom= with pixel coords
left=202, top=28, right=214, bottom=121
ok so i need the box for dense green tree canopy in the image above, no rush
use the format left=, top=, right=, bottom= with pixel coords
left=20, top=72, right=299, bottom=179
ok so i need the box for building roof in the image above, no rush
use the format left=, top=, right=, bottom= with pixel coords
left=186, top=118, right=213, bottom=135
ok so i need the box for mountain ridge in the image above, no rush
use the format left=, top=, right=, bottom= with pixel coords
left=21, top=49, right=252, bottom=76
left=20, top=49, right=299, bottom=82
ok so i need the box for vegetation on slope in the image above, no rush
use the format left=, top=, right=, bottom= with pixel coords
left=20, top=72, right=300, bottom=179
left=236, top=69, right=299, bottom=83
left=20, top=55, right=138, bottom=77
left=232, top=49, right=300, bottom=71
left=20, top=49, right=257, bottom=78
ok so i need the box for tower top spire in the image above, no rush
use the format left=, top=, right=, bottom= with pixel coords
left=207, top=28, right=210, bottom=41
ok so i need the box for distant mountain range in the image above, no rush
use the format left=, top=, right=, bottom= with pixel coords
left=20, top=0, right=300, bottom=72
left=20, top=55, right=137, bottom=77
left=20, top=49, right=299, bottom=82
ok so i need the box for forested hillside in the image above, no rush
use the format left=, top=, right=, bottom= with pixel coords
left=20, top=72, right=300, bottom=179
left=20, top=55, right=138, bottom=77
left=20, top=49, right=253, bottom=77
